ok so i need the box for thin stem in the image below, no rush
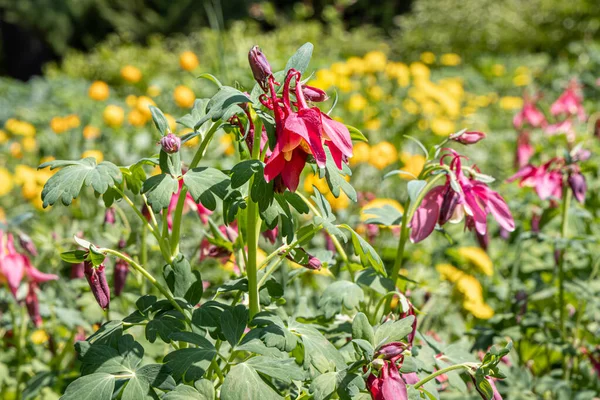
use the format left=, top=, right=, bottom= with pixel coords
left=102, top=248, right=191, bottom=324
left=557, top=187, right=571, bottom=339
left=412, top=363, right=475, bottom=389
left=15, top=306, right=27, bottom=400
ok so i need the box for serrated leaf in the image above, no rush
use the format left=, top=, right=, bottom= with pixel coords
left=374, top=316, right=416, bottom=348
left=163, top=384, right=209, bottom=400
left=194, top=87, right=249, bottom=129
left=163, top=342, right=216, bottom=382
left=352, top=312, right=375, bottom=344
left=142, top=174, right=178, bottom=212
left=320, top=147, right=357, bottom=202
left=220, top=363, right=283, bottom=400
left=363, top=205, right=403, bottom=226
left=39, top=158, right=122, bottom=207
left=136, top=364, right=176, bottom=391
left=145, top=311, right=186, bottom=343
left=163, top=254, right=203, bottom=305
left=230, top=160, right=263, bottom=188
left=319, top=280, right=364, bottom=319
left=121, top=376, right=154, bottom=400
left=192, top=301, right=231, bottom=338
left=220, top=305, right=248, bottom=347
left=310, top=371, right=337, bottom=400
left=61, top=373, right=115, bottom=400
left=149, top=105, right=169, bottom=136
left=339, top=224, right=386, bottom=276
left=288, top=320, right=346, bottom=373
left=245, top=356, right=305, bottom=383
left=184, top=167, right=230, bottom=211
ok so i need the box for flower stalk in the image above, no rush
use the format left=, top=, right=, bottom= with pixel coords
left=557, top=186, right=572, bottom=337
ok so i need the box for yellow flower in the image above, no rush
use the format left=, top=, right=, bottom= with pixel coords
left=463, top=299, right=494, bottom=319
left=399, top=152, right=425, bottom=180
left=346, top=94, right=367, bottom=112
left=219, top=134, right=235, bottom=156
left=346, top=57, right=366, bottom=75
left=128, top=109, right=147, bottom=127
left=350, top=142, right=370, bottom=166
left=179, top=51, right=199, bottom=71
left=136, top=96, right=156, bottom=119
left=50, top=117, right=67, bottom=134
left=455, top=246, right=493, bottom=276
left=303, top=173, right=329, bottom=194
left=10, top=142, right=22, bottom=158
left=435, top=263, right=494, bottom=319
left=367, top=86, right=384, bottom=101
left=30, top=329, right=49, bottom=345
left=440, top=53, right=462, bottom=66
left=82, top=150, right=104, bottom=163
left=83, top=125, right=101, bottom=140
left=513, top=74, right=531, bottom=87
left=88, top=81, right=110, bottom=101
left=65, top=114, right=80, bottom=129
left=363, top=51, right=387, bottom=72
left=417, top=119, right=429, bottom=131
left=390, top=108, right=402, bottom=119
left=174, top=85, right=195, bottom=108
left=515, top=66, right=529, bottom=75
left=22, top=137, right=36, bottom=152
left=313, top=69, right=337, bottom=90
left=409, top=62, right=430, bottom=81
left=125, top=95, right=138, bottom=108
left=327, top=192, right=350, bottom=211
left=369, top=141, right=397, bottom=170
left=430, top=118, right=456, bottom=136
left=5, top=119, right=35, bottom=137
left=147, top=85, right=161, bottom=97
left=0, top=129, right=7, bottom=144
left=120, top=65, right=142, bottom=83
left=491, top=64, right=505, bottom=77
left=365, top=119, right=381, bottom=131
left=0, top=168, right=13, bottom=196
left=337, top=77, right=352, bottom=93
left=402, top=99, right=419, bottom=114
left=14, top=165, right=36, bottom=184
left=103, top=105, right=125, bottom=127
left=331, top=62, right=351, bottom=76
left=0, top=207, right=5, bottom=221
left=499, top=96, right=523, bottom=110
left=165, top=114, right=177, bottom=133
left=361, top=198, right=403, bottom=223
left=420, top=52, right=436, bottom=64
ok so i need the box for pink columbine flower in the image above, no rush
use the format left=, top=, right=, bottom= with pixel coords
left=167, top=179, right=212, bottom=229
left=451, top=131, right=486, bottom=145
left=515, top=133, right=534, bottom=168
left=409, top=150, right=515, bottom=243
left=261, top=227, right=279, bottom=244
left=550, top=80, right=586, bottom=121
left=513, top=95, right=546, bottom=129
left=507, top=159, right=564, bottom=201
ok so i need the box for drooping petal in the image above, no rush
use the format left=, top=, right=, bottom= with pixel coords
left=483, top=188, right=515, bottom=232
left=409, top=186, right=446, bottom=243
left=284, top=107, right=327, bottom=167
left=321, top=113, right=353, bottom=158
left=24, top=257, right=59, bottom=283
left=280, top=149, right=307, bottom=192
left=462, top=187, right=488, bottom=235
left=0, top=254, right=25, bottom=297
left=264, top=149, right=286, bottom=183
left=327, top=141, right=344, bottom=169
left=380, top=361, right=408, bottom=400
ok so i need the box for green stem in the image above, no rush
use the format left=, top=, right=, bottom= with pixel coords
left=140, top=224, right=148, bottom=295
left=557, top=187, right=571, bottom=338
left=102, top=248, right=191, bottom=324
left=412, top=363, right=475, bottom=389
left=51, top=330, right=77, bottom=371
left=15, top=306, right=27, bottom=400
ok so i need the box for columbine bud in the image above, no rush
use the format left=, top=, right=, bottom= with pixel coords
left=104, top=208, right=116, bottom=225
left=568, top=172, right=587, bottom=203
left=71, top=262, right=85, bottom=279
left=302, top=85, right=329, bottom=102
left=141, top=204, right=152, bottom=222
left=18, top=233, right=38, bottom=257
left=113, top=258, right=129, bottom=296
left=118, top=238, right=127, bottom=249
left=306, top=254, right=322, bottom=270
left=438, top=187, right=461, bottom=225
left=248, top=45, right=272, bottom=91
left=375, top=342, right=406, bottom=360
left=160, top=133, right=181, bottom=154
left=451, top=131, right=486, bottom=145
left=84, top=260, right=110, bottom=310
left=262, top=227, right=279, bottom=244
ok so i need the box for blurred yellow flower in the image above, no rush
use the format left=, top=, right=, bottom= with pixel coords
left=350, top=142, right=370, bottom=165
left=165, top=114, right=177, bottom=133
left=513, top=74, right=531, bottom=87
left=515, top=66, right=529, bottom=75
left=440, top=53, right=462, bottom=66
left=346, top=57, right=366, bottom=75
left=369, top=141, right=397, bottom=170
left=120, top=65, right=142, bottom=83
left=0, top=168, right=13, bottom=196
left=361, top=198, right=403, bottom=223
left=88, top=81, right=110, bottom=101
left=390, top=108, right=402, bottom=119
left=417, top=119, right=429, bottom=130
left=327, top=192, right=350, bottom=211
left=420, top=52, right=436, bottom=64
left=0, top=207, right=5, bottom=221
left=179, top=51, right=199, bottom=71
left=409, top=62, right=430, bottom=81
left=136, top=96, right=156, bottom=119
left=436, top=263, right=494, bottom=319
left=5, top=119, right=35, bottom=137
left=83, top=125, right=101, bottom=140
left=128, top=109, right=147, bottom=127
left=399, top=152, right=425, bottom=180
left=491, top=64, right=505, bottom=77
left=31, top=329, right=49, bottom=345
left=499, top=96, right=523, bottom=110
left=455, top=247, right=493, bottom=276
left=363, top=51, right=387, bottom=72
left=402, top=99, right=419, bottom=115
left=0, top=130, right=7, bottom=144
left=365, top=119, right=381, bottom=131
left=347, top=94, right=367, bottom=112
left=219, top=134, right=235, bottom=156
left=10, top=142, right=22, bottom=158
left=312, top=69, right=337, bottom=90
left=82, top=150, right=104, bottom=163
left=51, top=115, right=80, bottom=134
left=103, top=105, right=125, bottom=127
left=125, top=95, right=138, bottom=108
left=22, top=137, right=36, bottom=152
left=147, top=85, right=161, bottom=97
left=174, top=85, right=195, bottom=108
left=303, top=173, right=329, bottom=194
left=430, top=117, right=456, bottom=136
left=331, top=62, right=351, bottom=76
left=368, top=86, right=384, bottom=101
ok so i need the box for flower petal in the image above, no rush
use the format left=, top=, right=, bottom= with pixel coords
left=409, top=185, right=445, bottom=243
left=322, top=114, right=353, bottom=158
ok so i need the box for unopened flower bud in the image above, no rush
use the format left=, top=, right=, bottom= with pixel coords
left=302, top=85, right=329, bottom=102
left=141, top=204, right=152, bottom=222
left=104, top=207, right=116, bottom=225
left=160, top=133, right=181, bottom=154
left=451, top=131, right=486, bottom=145
left=306, top=254, right=322, bottom=270
left=84, top=261, right=110, bottom=310
left=568, top=172, right=587, bottom=203
left=18, top=233, right=38, bottom=257
left=262, top=227, right=278, bottom=244
left=118, top=238, right=127, bottom=249
left=438, top=187, right=460, bottom=225
left=70, top=262, right=85, bottom=279
left=376, top=342, right=406, bottom=360
left=113, top=258, right=129, bottom=296
left=248, top=46, right=272, bottom=92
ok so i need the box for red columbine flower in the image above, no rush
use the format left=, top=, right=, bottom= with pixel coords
left=84, top=260, right=110, bottom=310
left=515, top=133, right=534, bottom=168
left=513, top=94, right=546, bottom=129
left=507, top=159, right=564, bottom=201
left=410, top=150, right=515, bottom=243
left=367, top=361, right=409, bottom=400
left=550, top=80, right=585, bottom=122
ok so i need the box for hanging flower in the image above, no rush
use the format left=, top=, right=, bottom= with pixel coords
left=367, top=361, right=409, bottom=400
left=513, top=95, right=546, bottom=129
left=550, top=80, right=585, bottom=121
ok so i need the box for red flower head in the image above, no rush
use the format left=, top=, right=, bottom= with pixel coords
left=550, top=80, right=585, bottom=122
left=367, top=361, right=409, bottom=400
left=410, top=150, right=515, bottom=243
left=507, top=159, right=564, bottom=201
left=513, top=94, right=546, bottom=130
left=515, top=133, right=534, bottom=168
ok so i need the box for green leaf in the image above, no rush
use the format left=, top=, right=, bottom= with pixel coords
left=39, top=158, right=122, bottom=207
left=194, top=87, right=249, bottom=130
left=374, top=316, right=416, bottom=348
left=320, top=147, right=357, bottom=202
left=163, top=384, right=209, bottom=400
left=352, top=312, right=375, bottom=344
left=194, top=379, right=215, bottom=400
left=136, top=364, right=176, bottom=391
left=184, top=167, right=230, bottom=211
left=220, top=363, right=283, bottom=400
left=230, top=160, right=263, bottom=188
left=160, top=149, right=182, bottom=177
left=284, top=42, right=314, bottom=75
left=163, top=342, right=216, bottom=382
left=192, top=301, right=231, bottom=338
left=121, top=376, right=153, bottom=400
left=220, top=305, right=248, bottom=347
left=245, top=356, right=305, bottom=383
left=149, top=105, right=169, bottom=136
left=346, top=125, right=368, bottom=142
left=252, top=312, right=298, bottom=352
left=407, top=180, right=427, bottom=203
left=310, top=371, right=337, bottom=400
left=61, top=373, right=115, bottom=400
left=80, top=345, right=127, bottom=375
left=288, top=320, right=346, bottom=373
left=363, top=205, right=403, bottom=226
left=145, top=311, right=186, bottom=343
left=163, top=254, right=203, bottom=305
left=178, top=99, right=208, bottom=130
left=123, top=163, right=147, bottom=195
left=142, top=174, right=178, bottom=212
left=403, top=135, right=429, bottom=158
left=60, top=250, right=87, bottom=264
left=319, top=280, right=364, bottom=319
left=22, top=372, right=54, bottom=400
left=339, top=224, right=386, bottom=276
left=197, top=73, right=223, bottom=88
